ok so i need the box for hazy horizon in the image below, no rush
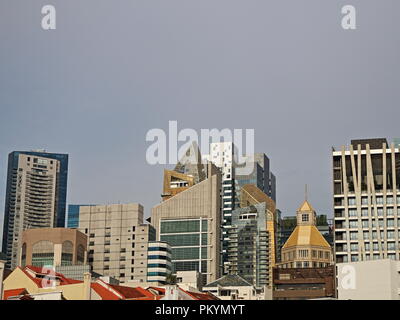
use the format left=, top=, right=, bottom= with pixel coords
left=1, top=1, right=400, bottom=243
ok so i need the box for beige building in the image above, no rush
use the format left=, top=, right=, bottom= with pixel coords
left=151, top=162, right=221, bottom=284
left=3, top=152, right=67, bottom=269
left=337, top=259, right=400, bottom=300
left=20, top=228, right=87, bottom=267
left=78, top=203, right=155, bottom=282
left=279, top=199, right=332, bottom=268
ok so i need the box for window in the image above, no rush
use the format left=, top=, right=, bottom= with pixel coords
left=349, top=221, right=358, bottom=228
left=351, top=255, right=358, bottom=262
left=302, top=214, right=309, bottom=222
left=350, top=232, right=358, bottom=240
left=348, top=198, right=356, bottom=206
left=349, top=209, right=357, bottom=217
left=350, top=244, right=358, bottom=252
left=387, top=242, right=396, bottom=250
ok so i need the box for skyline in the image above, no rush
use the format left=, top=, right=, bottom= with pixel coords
left=2, top=0, right=400, bottom=236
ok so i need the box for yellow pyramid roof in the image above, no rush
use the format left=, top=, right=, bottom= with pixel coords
left=282, top=225, right=330, bottom=249
left=297, top=200, right=315, bottom=212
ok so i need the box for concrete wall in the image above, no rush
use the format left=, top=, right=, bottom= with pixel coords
left=337, top=259, right=400, bottom=300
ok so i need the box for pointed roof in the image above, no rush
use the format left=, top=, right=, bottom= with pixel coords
left=297, top=200, right=315, bottom=212
left=204, top=274, right=253, bottom=288
left=282, top=225, right=330, bottom=249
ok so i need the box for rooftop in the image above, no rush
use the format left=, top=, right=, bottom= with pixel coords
left=204, top=274, right=253, bottom=288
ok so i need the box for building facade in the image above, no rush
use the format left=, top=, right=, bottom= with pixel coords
left=227, top=202, right=272, bottom=288
left=2, top=151, right=68, bottom=269
left=146, top=241, right=172, bottom=284
left=273, top=266, right=335, bottom=300
left=333, top=138, right=400, bottom=263
left=337, top=259, right=400, bottom=300
left=20, top=228, right=87, bottom=268
left=67, top=204, right=95, bottom=229
left=279, top=200, right=332, bottom=268
left=78, top=203, right=155, bottom=282
left=151, top=163, right=221, bottom=284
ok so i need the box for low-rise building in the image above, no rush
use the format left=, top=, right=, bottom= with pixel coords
left=20, top=228, right=88, bottom=267
left=203, top=274, right=269, bottom=300
left=273, top=266, right=335, bottom=300
left=337, top=259, right=400, bottom=300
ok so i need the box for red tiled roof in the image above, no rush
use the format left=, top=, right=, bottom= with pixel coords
left=108, top=284, right=155, bottom=299
left=91, top=283, right=121, bottom=300
left=147, top=287, right=166, bottom=295
left=20, top=266, right=82, bottom=288
left=3, top=288, right=28, bottom=300
left=185, top=291, right=219, bottom=300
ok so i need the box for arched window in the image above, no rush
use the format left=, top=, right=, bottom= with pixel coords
left=21, top=243, right=27, bottom=267
left=32, top=240, right=54, bottom=267
left=61, top=241, right=73, bottom=266
left=77, top=244, right=85, bottom=264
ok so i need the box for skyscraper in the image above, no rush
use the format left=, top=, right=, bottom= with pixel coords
left=333, top=138, right=400, bottom=263
left=203, top=143, right=277, bottom=272
left=2, top=150, right=68, bottom=269
left=151, top=162, right=222, bottom=284
left=78, top=203, right=155, bottom=283
left=67, top=204, right=95, bottom=229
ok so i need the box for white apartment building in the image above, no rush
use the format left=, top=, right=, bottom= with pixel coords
left=333, top=139, right=400, bottom=263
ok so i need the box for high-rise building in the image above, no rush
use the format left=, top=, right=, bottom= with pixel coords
left=203, top=143, right=277, bottom=272
left=67, top=204, right=95, bottom=229
left=2, top=150, right=68, bottom=269
left=227, top=184, right=277, bottom=289
left=333, top=138, right=400, bottom=263
left=146, top=241, right=172, bottom=284
left=78, top=203, right=156, bottom=282
left=151, top=162, right=221, bottom=284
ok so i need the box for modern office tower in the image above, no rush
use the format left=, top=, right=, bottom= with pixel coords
left=161, top=170, right=195, bottom=202
left=203, top=145, right=277, bottom=268
left=2, top=150, right=69, bottom=269
left=20, top=228, right=87, bottom=267
left=78, top=203, right=156, bottom=282
left=146, top=241, right=172, bottom=284
left=151, top=162, right=221, bottom=284
left=174, top=141, right=206, bottom=184
left=333, top=138, right=400, bottom=263
left=278, top=199, right=332, bottom=268
left=227, top=184, right=277, bottom=288
left=203, top=142, right=235, bottom=222
left=67, top=205, right=95, bottom=228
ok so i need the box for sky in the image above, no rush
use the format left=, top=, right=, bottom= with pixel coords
left=1, top=0, right=400, bottom=237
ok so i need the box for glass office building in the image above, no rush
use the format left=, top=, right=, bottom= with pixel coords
left=227, top=203, right=271, bottom=288
left=160, top=218, right=209, bottom=275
